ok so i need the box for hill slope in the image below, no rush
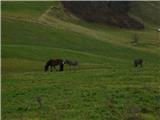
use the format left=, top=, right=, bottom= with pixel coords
left=61, top=1, right=144, bottom=29
left=2, top=1, right=160, bottom=120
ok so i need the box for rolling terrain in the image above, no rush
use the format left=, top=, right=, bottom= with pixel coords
left=1, top=1, right=160, bottom=120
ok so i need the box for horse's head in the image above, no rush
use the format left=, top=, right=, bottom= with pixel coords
left=63, top=59, right=68, bottom=64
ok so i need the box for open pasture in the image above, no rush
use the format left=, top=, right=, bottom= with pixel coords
left=2, top=1, right=160, bottom=120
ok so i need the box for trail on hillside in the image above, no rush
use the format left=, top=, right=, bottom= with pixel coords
left=37, top=6, right=160, bottom=56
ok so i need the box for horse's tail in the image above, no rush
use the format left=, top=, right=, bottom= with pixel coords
left=44, top=62, right=49, bottom=72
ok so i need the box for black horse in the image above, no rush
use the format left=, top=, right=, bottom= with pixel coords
left=44, top=59, right=64, bottom=72
left=134, top=59, right=143, bottom=67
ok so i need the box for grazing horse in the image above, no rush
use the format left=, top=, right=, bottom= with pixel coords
left=44, top=59, right=64, bottom=72
left=64, top=59, right=79, bottom=70
left=134, top=58, right=143, bottom=67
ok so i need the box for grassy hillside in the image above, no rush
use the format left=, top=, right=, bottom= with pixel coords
left=2, top=1, right=54, bottom=18
left=129, top=1, right=160, bottom=26
left=2, top=1, right=160, bottom=120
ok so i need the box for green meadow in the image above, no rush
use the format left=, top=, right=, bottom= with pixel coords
left=2, top=1, right=160, bottom=120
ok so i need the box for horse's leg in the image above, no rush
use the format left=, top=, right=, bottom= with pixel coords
left=59, top=65, right=61, bottom=71
left=60, top=64, right=64, bottom=71
left=54, top=66, right=58, bottom=71
left=75, top=66, right=77, bottom=70
left=70, top=65, right=72, bottom=71
left=50, top=66, right=53, bottom=72
left=135, top=64, right=137, bottom=67
left=77, top=65, right=79, bottom=69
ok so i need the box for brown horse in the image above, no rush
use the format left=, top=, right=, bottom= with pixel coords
left=44, top=59, right=64, bottom=72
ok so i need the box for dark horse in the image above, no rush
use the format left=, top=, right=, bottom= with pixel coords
left=44, top=59, right=64, bottom=72
left=134, top=58, right=143, bottom=67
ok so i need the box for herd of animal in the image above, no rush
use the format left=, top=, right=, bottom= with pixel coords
left=44, top=58, right=143, bottom=72
left=44, top=59, right=79, bottom=72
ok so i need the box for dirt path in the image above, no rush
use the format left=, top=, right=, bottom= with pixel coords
left=38, top=6, right=53, bottom=22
